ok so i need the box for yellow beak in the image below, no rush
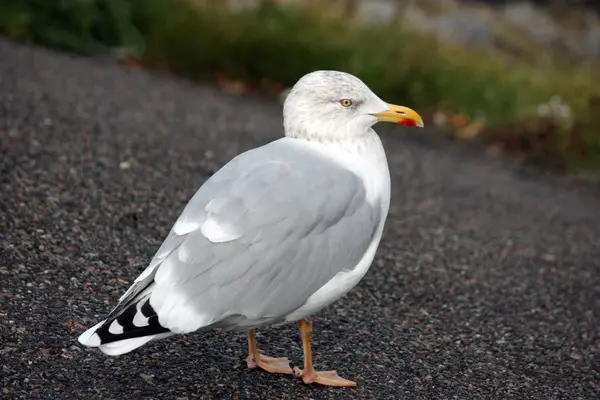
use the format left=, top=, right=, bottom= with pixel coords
left=371, top=103, right=424, bottom=128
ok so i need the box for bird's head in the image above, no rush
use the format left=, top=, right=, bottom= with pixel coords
left=283, top=70, right=423, bottom=141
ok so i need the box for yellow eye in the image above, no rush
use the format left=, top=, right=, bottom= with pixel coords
left=340, top=99, right=353, bottom=107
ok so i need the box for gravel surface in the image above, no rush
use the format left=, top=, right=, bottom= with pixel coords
left=0, top=38, right=599, bottom=400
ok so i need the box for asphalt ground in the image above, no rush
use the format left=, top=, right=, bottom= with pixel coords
left=0, top=38, right=599, bottom=399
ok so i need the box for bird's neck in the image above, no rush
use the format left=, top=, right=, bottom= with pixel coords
left=284, top=129, right=388, bottom=178
left=292, top=128, right=382, bottom=158
left=284, top=113, right=375, bottom=142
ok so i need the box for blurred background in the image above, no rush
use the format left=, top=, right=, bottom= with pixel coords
left=1, top=0, right=599, bottom=172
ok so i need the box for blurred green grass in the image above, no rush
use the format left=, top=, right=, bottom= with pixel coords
left=1, top=0, right=599, bottom=172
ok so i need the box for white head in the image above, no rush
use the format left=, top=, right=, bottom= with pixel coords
left=283, top=70, right=423, bottom=141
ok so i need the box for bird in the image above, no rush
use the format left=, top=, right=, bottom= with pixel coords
left=77, top=70, right=424, bottom=387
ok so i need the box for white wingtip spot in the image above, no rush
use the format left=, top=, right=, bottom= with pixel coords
left=108, top=319, right=124, bottom=334
left=133, top=311, right=149, bottom=327
left=77, top=320, right=105, bottom=347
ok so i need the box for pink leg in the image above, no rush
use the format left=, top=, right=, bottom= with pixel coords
left=292, top=319, right=357, bottom=387
left=246, top=329, right=293, bottom=374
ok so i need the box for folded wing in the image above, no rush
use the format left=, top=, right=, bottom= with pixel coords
left=78, top=139, right=380, bottom=354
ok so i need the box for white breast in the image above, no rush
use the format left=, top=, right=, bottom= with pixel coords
left=282, top=133, right=391, bottom=322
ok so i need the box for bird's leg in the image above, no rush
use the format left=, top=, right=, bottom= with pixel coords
left=292, top=319, right=357, bottom=387
left=245, top=329, right=293, bottom=374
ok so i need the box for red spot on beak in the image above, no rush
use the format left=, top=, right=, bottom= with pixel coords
left=398, top=119, right=417, bottom=127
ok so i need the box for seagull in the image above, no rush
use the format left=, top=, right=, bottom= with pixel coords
left=78, top=70, right=423, bottom=387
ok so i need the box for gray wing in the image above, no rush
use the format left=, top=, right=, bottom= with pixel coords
left=114, top=139, right=381, bottom=331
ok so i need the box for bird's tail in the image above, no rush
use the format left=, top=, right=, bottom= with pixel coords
left=77, top=291, right=174, bottom=356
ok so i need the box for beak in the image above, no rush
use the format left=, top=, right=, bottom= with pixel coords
left=371, top=103, right=424, bottom=128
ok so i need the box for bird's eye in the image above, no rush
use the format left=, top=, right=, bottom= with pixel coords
left=339, top=99, right=353, bottom=107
